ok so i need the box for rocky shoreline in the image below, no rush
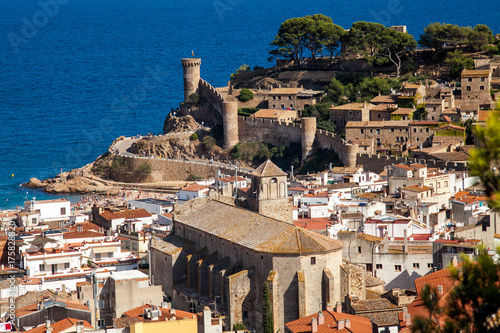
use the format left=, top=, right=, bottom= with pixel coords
left=24, top=161, right=119, bottom=195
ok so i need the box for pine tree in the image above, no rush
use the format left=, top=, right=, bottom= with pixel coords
left=263, top=282, right=274, bottom=333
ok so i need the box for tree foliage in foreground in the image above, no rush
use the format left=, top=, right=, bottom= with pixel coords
left=469, top=106, right=500, bottom=209
left=412, top=247, right=500, bottom=333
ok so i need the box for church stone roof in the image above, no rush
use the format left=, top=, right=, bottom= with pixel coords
left=251, top=160, right=287, bottom=177
left=174, top=199, right=342, bottom=255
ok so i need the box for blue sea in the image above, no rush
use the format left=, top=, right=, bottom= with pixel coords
left=1, top=0, right=499, bottom=209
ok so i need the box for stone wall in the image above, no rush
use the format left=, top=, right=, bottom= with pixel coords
left=315, top=130, right=358, bottom=167
left=355, top=153, right=468, bottom=174
left=199, top=79, right=226, bottom=116
left=238, top=117, right=302, bottom=147
left=120, top=156, right=252, bottom=182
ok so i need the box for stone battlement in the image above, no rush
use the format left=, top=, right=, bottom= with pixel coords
left=199, top=79, right=227, bottom=115
left=181, top=58, right=202, bottom=67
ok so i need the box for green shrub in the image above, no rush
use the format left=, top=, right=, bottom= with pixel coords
left=238, top=108, right=260, bottom=117
left=136, top=163, right=151, bottom=178
left=239, top=89, right=254, bottom=102
left=187, top=174, right=203, bottom=181
left=232, top=323, right=246, bottom=331
left=189, top=93, right=200, bottom=104
left=202, top=136, right=216, bottom=150
left=189, top=133, right=198, bottom=141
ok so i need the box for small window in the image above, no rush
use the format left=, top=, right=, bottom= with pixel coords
left=61, top=207, right=66, bottom=215
left=427, top=263, right=433, bottom=268
left=357, top=246, right=362, bottom=254
left=97, top=319, right=105, bottom=328
left=370, top=129, right=373, bottom=133
left=481, top=77, right=485, bottom=82
left=64, top=263, right=70, bottom=269
left=426, top=128, right=429, bottom=133
left=468, top=78, right=472, bottom=82
left=395, top=265, right=402, bottom=272
left=39, top=264, right=45, bottom=272
left=360, top=129, right=364, bottom=134
left=376, top=129, right=380, bottom=134
left=480, top=86, right=485, bottom=90
left=376, top=264, right=382, bottom=269
left=311, top=257, right=316, bottom=265
left=413, top=128, right=417, bottom=133
left=378, top=114, right=381, bottom=119
left=413, top=263, right=420, bottom=269
left=416, top=138, right=420, bottom=142
left=288, top=96, right=292, bottom=100
left=366, top=263, right=372, bottom=272
left=466, top=86, right=471, bottom=91
left=391, top=128, right=394, bottom=132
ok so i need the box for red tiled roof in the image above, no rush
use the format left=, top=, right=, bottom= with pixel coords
left=16, top=300, right=91, bottom=318
left=119, top=304, right=195, bottom=326
left=286, top=310, right=372, bottom=333
left=408, top=268, right=457, bottom=324
left=402, top=185, right=433, bottom=192
left=63, top=230, right=105, bottom=239
left=180, top=183, right=209, bottom=192
left=393, top=164, right=413, bottom=171
left=23, top=318, right=93, bottom=333
left=100, top=209, right=152, bottom=221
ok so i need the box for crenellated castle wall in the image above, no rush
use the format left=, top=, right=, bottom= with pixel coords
left=355, top=153, right=468, bottom=174
left=198, top=79, right=226, bottom=116
left=182, top=58, right=360, bottom=167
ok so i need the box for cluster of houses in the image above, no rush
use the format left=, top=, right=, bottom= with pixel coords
left=0, top=151, right=496, bottom=332
left=1, top=57, right=499, bottom=333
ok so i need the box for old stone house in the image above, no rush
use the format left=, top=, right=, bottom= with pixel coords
left=330, top=102, right=375, bottom=132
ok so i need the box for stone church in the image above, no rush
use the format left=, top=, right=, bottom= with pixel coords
left=150, top=161, right=353, bottom=332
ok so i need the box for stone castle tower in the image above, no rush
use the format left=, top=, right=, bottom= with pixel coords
left=301, top=117, right=316, bottom=162
left=247, top=160, right=292, bottom=223
left=181, top=58, right=201, bottom=102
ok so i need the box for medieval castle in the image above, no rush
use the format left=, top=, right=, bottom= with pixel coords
left=179, top=58, right=359, bottom=167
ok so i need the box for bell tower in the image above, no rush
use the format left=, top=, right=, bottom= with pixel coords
left=248, top=160, right=292, bottom=223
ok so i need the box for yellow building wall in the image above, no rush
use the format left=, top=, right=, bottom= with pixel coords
left=130, top=318, right=197, bottom=333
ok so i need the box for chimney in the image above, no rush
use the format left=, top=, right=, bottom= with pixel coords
left=326, top=303, right=333, bottom=312
left=311, top=317, right=318, bottom=333
left=451, top=256, right=458, bottom=267
left=437, top=285, right=443, bottom=295
left=61, top=284, right=66, bottom=293
left=405, top=313, right=411, bottom=326
left=363, top=101, right=367, bottom=108
left=76, top=321, right=84, bottom=333
left=46, top=320, right=52, bottom=333
left=170, top=308, right=176, bottom=315
left=384, top=232, right=389, bottom=253
left=403, top=229, right=408, bottom=254
left=335, top=303, right=342, bottom=313
left=317, top=311, right=325, bottom=325
left=345, top=319, right=351, bottom=328
left=338, top=319, right=345, bottom=330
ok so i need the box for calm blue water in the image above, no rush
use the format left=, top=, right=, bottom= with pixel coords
left=1, top=0, right=499, bottom=209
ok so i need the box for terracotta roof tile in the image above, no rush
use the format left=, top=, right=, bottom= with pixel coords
left=63, top=230, right=105, bottom=239
left=174, top=199, right=343, bottom=254
left=251, top=160, right=287, bottom=177
left=286, top=310, right=372, bottom=333
left=180, top=183, right=209, bottom=192
left=23, top=318, right=92, bottom=333
left=100, top=209, right=151, bottom=221
left=16, top=300, right=91, bottom=318
left=117, top=304, right=195, bottom=327
left=461, top=69, right=490, bottom=77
